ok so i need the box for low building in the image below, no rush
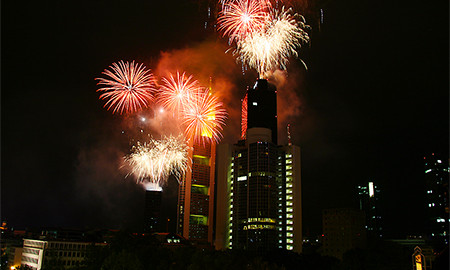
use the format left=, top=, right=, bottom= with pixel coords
left=21, top=238, right=105, bottom=270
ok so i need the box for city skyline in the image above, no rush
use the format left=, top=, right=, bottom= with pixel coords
left=1, top=0, right=448, bottom=241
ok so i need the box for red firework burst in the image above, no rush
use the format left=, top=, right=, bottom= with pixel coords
left=218, top=0, right=269, bottom=43
left=158, top=72, right=201, bottom=114
left=96, top=61, right=157, bottom=114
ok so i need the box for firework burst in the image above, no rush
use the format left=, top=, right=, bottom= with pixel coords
left=218, top=0, right=269, bottom=44
left=96, top=61, right=157, bottom=114
left=124, top=135, right=189, bottom=190
left=182, top=88, right=227, bottom=144
left=219, top=0, right=273, bottom=8
left=158, top=72, right=201, bottom=114
left=235, top=7, right=310, bottom=77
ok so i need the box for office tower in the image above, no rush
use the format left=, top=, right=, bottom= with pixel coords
left=322, top=208, right=367, bottom=260
left=215, top=79, right=302, bottom=253
left=357, top=181, right=382, bottom=238
left=144, top=189, right=162, bottom=232
left=424, top=153, right=449, bottom=245
left=177, top=139, right=216, bottom=245
left=246, top=79, right=278, bottom=144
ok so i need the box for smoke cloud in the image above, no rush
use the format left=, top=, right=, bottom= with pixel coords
left=75, top=34, right=310, bottom=229
left=153, top=38, right=252, bottom=143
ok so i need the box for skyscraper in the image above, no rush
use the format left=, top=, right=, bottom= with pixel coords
left=144, top=189, right=162, bottom=232
left=356, top=181, right=382, bottom=238
left=177, top=140, right=216, bottom=245
left=423, top=153, right=449, bottom=246
left=215, top=79, right=302, bottom=253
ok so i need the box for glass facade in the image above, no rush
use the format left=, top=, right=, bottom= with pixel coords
left=225, top=142, right=300, bottom=252
left=215, top=79, right=302, bottom=253
left=357, top=181, right=382, bottom=238
left=424, top=154, right=449, bottom=245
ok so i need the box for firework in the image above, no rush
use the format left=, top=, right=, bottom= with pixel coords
left=124, top=135, right=189, bottom=190
left=235, top=7, right=310, bottom=77
left=218, top=0, right=269, bottom=44
left=96, top=61, right=157, bottom=114
left=158, top=72, right=201, bottom=114
left=182, top=88, right=227, bottom=144
left=219, top=0, right=273, bottom=8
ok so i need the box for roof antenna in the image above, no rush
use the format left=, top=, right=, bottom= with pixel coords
left=287, top=124, right=292, bottom=146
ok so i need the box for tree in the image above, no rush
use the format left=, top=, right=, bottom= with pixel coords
left=101, top=250, right=143, bottom=270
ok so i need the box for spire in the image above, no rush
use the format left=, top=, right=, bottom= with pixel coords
left=287, top=124, right=292, bottom=146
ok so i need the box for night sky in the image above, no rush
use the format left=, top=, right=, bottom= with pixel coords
left=2, top=0, right=448, bottom=238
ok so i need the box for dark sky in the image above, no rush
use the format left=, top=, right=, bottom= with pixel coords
left=1, top=0, right=448, bottom=238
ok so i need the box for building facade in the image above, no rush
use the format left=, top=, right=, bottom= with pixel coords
left=322, top=208, right=366, bottom=260
left=215, top=79, right=302, bottom=253
left=144, top=189, right=163, bottom=232
left=357, top=181, right=382, bottom=238
left=177, top=139, right=216, bottom=245
left=423, top=153, right=449, bottom=246
left=20, top=239, right=104, bottom=270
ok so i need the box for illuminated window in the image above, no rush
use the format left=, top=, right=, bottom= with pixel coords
left=253, top=102, right=257, bottom=106
left=238, top=176, right=247, bottom=181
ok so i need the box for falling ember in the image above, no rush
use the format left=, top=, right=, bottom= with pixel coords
left=182, top=88, right=227, bottom=144
left=158, top=72, right=201, bottom=114
left=124, top=135, right=190, bottom=190
left=96, top=60, right=157, bottom=114
left=218, top=0, right=269, bottom=44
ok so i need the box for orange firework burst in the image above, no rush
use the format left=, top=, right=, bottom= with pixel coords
left=158, top=72, right=201, bottom=114
left=96, top=60, right=157, bottom=114
left=182, top=88, right=227, bottom=144
left=218, top=0, right=269, bottom=44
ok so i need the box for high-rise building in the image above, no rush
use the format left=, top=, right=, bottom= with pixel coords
left=177, top=139, right=216, bottom=245
left=246, top=79, right=278, bottom=144
left=322, top=208, right=366, bottom=260
left=357, top=181, right=382, bottom=238
left=424, top=153, right=449, bottom=245
left=144, top=189, right=162, bottom=232
left=215, top=79, right=302, bottom=253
